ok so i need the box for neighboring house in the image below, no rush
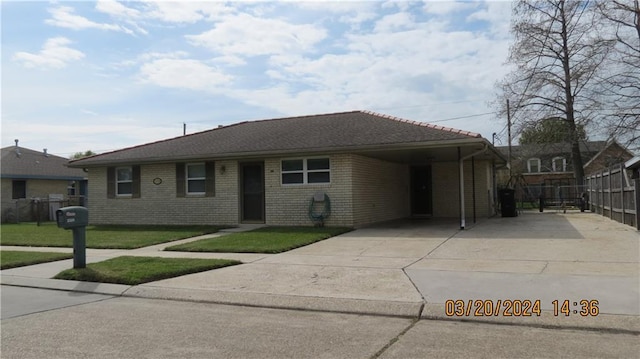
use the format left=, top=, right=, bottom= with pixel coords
left=69, top=111, right=506, bottom=228
left=496, top=140, right=634, bottom=204
left=583, top=141, right=635, bottom=176
left=1, top=141, right=88, bottom=223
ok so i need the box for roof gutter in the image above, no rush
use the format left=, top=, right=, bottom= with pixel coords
left=459, top=143, right=489, bottom=230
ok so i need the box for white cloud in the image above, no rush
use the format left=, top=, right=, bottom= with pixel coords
left=374, top=12, right=415, bottom=32
left=422, top=1, right=477, bottom=16
left=467, top=2, right=513, bottom=36
left=95, top=0, right=148, bottom=35
left=186, top=13, right=327, bottom=60
left=95, top=0, right=141, bottom=19
left=46, top=5, right=133, bottom=34
left=114, top=51, right=189, bottom=68
left=138, top=58, right=232, bottom=90
left=234, top=9, right=511, bottom=126
left=296, top=1, right=376, bottom=14
left=142, top=1, right=233, bottom=23
left=13, top=37, right=85, bottom=69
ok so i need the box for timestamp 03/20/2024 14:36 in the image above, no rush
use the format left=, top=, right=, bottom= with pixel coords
left=444, top=299, right=600, bottom=317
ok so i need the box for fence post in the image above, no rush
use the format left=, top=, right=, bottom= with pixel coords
left=635, top=177, right=640, bottom=230
left=608, top=166, right=613, bottom=219
left=600, top=170, right=605, bottom=216
left=620, top=163, right=625, bottom=225
left=589, top=175, right=595, bottom=213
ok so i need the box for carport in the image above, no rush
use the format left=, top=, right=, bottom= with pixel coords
left=352, top=138, right=507, bottom=229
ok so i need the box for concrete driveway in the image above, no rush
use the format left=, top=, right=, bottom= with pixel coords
left=406, top=212, right=640, bottom=318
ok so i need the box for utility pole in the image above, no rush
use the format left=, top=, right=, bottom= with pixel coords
left=183, top=123, right=186, bottom=136
left=507, top=99, right=512, bottom=178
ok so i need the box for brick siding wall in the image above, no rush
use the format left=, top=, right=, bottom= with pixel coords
left=264, top=154, right=353, bottom=227
left=88, top=162, right=237, bottom=226
left=86, top=155, right=495, bottom=227
left=351, top=155, right=409, bottom=227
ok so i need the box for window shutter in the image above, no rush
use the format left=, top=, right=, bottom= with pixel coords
left=176, top=163, right=185, bottom=197
left=107, top=167, right=115, bottom=199
left=205, top=161, right=216, bottom=197
left=132, top=165, right=141, bottom=198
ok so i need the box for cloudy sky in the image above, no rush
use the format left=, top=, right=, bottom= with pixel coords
left=2, top=0, right=514, bottom=157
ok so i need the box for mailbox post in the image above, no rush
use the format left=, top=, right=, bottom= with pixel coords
left=56, top=206, right=88, bottom=269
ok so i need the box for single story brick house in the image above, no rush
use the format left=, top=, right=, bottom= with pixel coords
left=1, top=141, right=88, bottom=222
left=69, top=111, right=506, bottom=228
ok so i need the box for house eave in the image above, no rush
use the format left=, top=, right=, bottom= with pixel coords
left=70, top=138, right=503, bottom=168
left=1, top=174, right=87, bottom=181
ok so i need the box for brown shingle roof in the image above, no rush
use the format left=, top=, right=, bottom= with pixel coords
left=1, top=146, right=86, bottom=180
left=70, top=110, right=483, bottom=166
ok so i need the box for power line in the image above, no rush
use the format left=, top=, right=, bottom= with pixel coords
left=429, top=111, right=497, bottom=123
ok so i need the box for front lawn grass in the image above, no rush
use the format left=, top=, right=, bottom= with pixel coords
left=165, top=226, right=352, bottom=253
left=54, top=256, right=241, bottom=285
left=0, top=222, right=222, bottom=249
left=1, top=250, right=73, bottom=270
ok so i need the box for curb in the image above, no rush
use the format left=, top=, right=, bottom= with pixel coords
left=124, top=285, right=425, bottom=318
left=0, top=275, right=131, bottom=296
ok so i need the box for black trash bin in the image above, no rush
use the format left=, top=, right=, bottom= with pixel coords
left=499, top=188, right=517, bottom=217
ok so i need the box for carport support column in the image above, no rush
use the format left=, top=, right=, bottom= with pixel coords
left=459, top=147, right=466, bottom=230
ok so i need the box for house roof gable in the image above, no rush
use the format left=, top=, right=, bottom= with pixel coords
left=70, top=110, right=484, bottom=166
left=582, top=140, right=635, bottom=169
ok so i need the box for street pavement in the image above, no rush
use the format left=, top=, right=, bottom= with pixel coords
left=1, top=211, right=639, bottom=334
left=2, top=286, right=638, bottom=359
left=1, top=285, right=113, bottom=320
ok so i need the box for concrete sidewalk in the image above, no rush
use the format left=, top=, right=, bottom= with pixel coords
left=2, top=212, right=639, bottom=332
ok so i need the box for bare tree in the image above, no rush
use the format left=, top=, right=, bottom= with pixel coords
left=596, top=0, right=640, bottom=151
left=497, top=0, right=614, bottom=185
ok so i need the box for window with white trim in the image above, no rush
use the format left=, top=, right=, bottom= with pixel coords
left=552, top=157, right=566, bottom=172
left=186, top=163, right=206, bottom=194
left=527, top=158, right=540, bottom=173
left=282, top=158, right=330, bottom=185
left=116, top=167, right=133, bottom=195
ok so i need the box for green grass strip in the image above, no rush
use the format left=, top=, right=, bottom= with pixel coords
left=54, top=256, right=241, bottom=285
left=1, top=251, right=73, bottom=270
left=165, top=226, right=352, bottom=253
left=0, top=222, right=222, bottom=249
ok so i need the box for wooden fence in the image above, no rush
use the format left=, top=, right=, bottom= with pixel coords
left=586, top=163, right=639, bottom=230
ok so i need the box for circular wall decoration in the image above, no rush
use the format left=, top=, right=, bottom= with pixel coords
left=153, top=177, right=163, bottom=185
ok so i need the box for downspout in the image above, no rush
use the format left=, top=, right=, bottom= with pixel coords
left=460, top=143, right=489, bottom=230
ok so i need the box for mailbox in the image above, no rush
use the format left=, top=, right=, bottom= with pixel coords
left=56, top=206, right=88, bottom=268
left=56, top=206, right=88, bottom=229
